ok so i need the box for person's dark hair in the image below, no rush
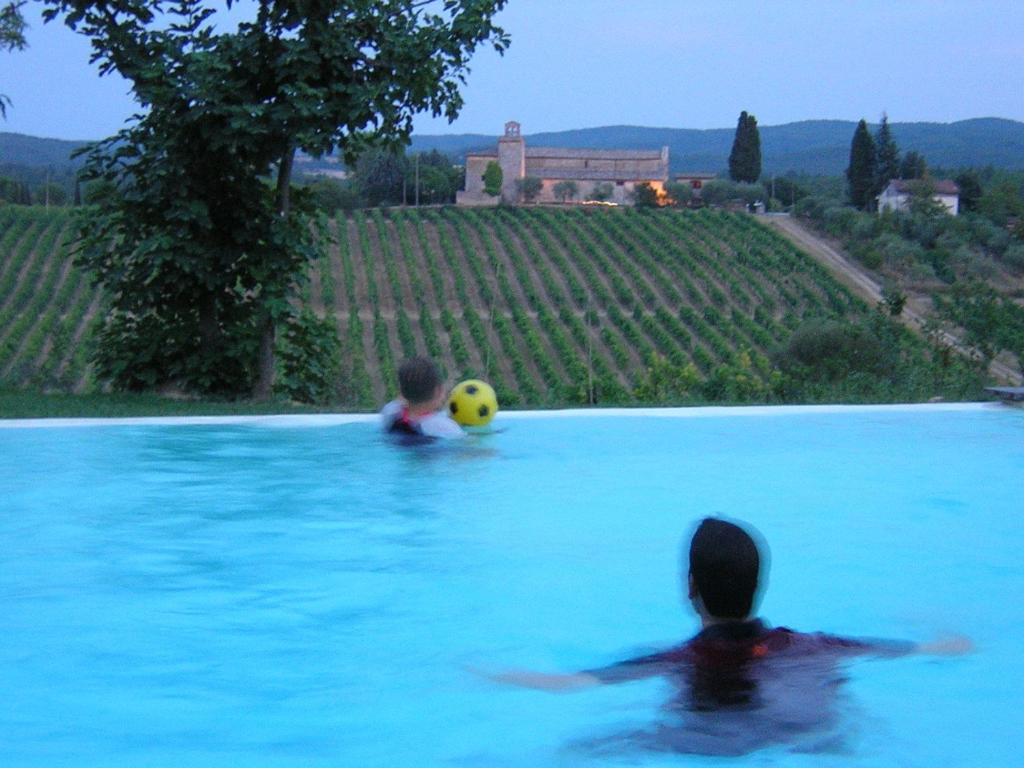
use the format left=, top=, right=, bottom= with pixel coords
left=398, top=357, right=442, bottom=405
left=688, top=517, right=762, bottom=620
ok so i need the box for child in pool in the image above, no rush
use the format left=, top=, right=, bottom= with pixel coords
left=484, top=517, right=970, bottom=755
left=380, top=357, right=464, bottom=440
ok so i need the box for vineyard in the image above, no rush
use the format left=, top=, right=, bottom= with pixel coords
left=0, top=204, right=880, bottom=407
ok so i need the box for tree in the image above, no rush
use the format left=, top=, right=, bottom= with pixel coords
left=664, top=181, right=692, bottom=207
left=353, top=149, right=407, bottom=207
left=900, top=150, right=927, bottom=180
left=406, top=149, right=460, bottom=204
left=955, top=170, right=983, bottom=213
left=33, top=182, right=67, bottom=206
left=874, top=113, right=900, bottom=194
left=632, top=182, right=659, bottom=208
left=846, top=119, right=877, bottom=210
left=514, top=175, right=542, bottom=203
left=1, top=1, right=28, bottom=118
left=482, top=160, right=503, bottom=197
left=588, top=181, right=613, bottom=202
left=44, top=0, right=508, bottom=398
left=728, top=111, right=761, bottom=183
left=552, top=179, right=578, bottom=203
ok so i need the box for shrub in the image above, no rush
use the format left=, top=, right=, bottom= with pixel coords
left=515, top=176, right=542, bottom=203
left=774, top=318, right=894, bottom=381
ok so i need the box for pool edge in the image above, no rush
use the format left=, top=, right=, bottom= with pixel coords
left=0, top=401, right=1004, bottom=429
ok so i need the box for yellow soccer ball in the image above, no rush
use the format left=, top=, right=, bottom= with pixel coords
left=448, top=379, right=498, bottom=427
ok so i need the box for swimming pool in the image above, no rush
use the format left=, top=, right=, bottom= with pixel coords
left=1, top=404, right=1021, bottom=767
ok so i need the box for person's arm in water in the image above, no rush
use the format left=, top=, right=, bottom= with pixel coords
left=471, top=647, right=682, bottom=692
left=914, top=635, right=974, bottom=655
left=474, top=668, right=602, bottom=692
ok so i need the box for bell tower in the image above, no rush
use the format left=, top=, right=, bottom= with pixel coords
left=497, top=120, right=525, bottom=202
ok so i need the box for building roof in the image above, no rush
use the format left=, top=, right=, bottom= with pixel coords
left=885, top=179, right=960, bottom=195
left=674, top=172, right=718, bottom=180
left=524, top=147, right=664, bottom=161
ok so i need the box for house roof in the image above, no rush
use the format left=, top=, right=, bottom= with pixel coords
left=466, top=147, right=666, bottom=162
left=885, top=179, right=960, bottom=195
left=524, top=147, right=664, bottom=161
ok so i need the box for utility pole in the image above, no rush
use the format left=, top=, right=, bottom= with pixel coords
left=414, top=153, right=420, bottom=207
left=586, top=291, right=594, bottom=405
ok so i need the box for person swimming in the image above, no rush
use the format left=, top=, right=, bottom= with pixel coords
left=482, top=517, right=970, bottom=756
left=380, top=357, right=464, bottom=442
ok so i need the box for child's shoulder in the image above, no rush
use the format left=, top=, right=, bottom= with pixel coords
left=418, top=411, right=465, bottom=439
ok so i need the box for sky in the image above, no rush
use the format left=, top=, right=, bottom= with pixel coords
left=2, top=0, right=1022, bottom=142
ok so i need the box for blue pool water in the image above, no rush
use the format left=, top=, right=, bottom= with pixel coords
left=1, top=405, right=1022, bottom=767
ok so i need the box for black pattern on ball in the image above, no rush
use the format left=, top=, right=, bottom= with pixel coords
left=449, top=401, right=458, bottom=414
left=478, top=404, right=489, bottom=418
left=466, top=384, right=478, bottom=395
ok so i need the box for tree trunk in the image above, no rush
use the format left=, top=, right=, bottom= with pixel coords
left=252, top=144, right=296, bottom=400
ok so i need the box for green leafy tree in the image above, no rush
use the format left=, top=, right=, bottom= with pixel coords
left=354, top=149, right=408, bottom=207
left=954, top=170, right=983, bottom=213
left=846, top=119, right=877, bottom=210
left=588, top=181, right=613, bottom=202
left=664, top=181, right=692, bottom=207
left=1, top=1, right=28, bottom=118
left=44, top=0, right=508, bottom=398
left=874, top=113, right=901, bottom=194
left=33, top=182, right=67, bottom=206
left=514, top=175, right=542, bottom=202
left=406, top=150, right=459, bottom=204
left=728, top=111, right=761, bottom=183
left=552, top=179, right=578, bottom=203
left=977, top=179, right=1024, bottom=226
left=632, top=182, right=659, bottom=208
left=899, top=150, right=927, bottom=180
left=482, top=160, right=503, bottom=197
left=306, top=177, right=361, bottom=212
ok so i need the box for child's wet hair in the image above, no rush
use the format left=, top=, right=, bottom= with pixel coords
left=398, top=357, right=442, bottom=405
left=688, top=517, right=764, bottom=620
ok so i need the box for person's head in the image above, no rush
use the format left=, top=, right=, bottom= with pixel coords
left=686, top=517, right=765, bottom=621
left=398, top=357, right=444, bottom=407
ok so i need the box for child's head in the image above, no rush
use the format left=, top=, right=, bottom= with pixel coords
left=687, top=517, right=765, bottom=621
left=398, top=357, right=444, bottom=406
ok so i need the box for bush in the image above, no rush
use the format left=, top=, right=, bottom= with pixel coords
left=774, top=318, right=894, bottom=381
left=515, top=176, right=542, bottom=203
left=1003, top=242, right=1024, bottom=270
left=821, top=205, right=859, bottom=237
left=274, top=309, right=342, bottom=404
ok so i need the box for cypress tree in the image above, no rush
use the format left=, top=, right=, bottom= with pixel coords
left=874, top=113, right=900, bottom=195
left=728, top=111, right=761, bottom=183
left=846, top=119, right=877, bottom=210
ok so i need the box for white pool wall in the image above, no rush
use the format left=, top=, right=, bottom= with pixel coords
left=0, top=401, right=1001, bottom=429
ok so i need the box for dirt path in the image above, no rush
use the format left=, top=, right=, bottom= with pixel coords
left=761, top=214, right=1022, bottom=385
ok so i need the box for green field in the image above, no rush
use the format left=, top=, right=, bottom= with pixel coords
left=0, top=203, right=961, bottom=413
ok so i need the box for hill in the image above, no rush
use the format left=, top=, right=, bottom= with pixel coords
left=408, top=118, right=1024, bottom=175
left=5, top=118, right=1024, bottom=180
left=0, top=205, right=981, bottom=407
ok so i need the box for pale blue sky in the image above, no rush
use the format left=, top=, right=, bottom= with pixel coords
left=3, top=0, right=1022, bottom=141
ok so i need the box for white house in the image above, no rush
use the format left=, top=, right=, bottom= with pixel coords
left=877, top=179, right=960, bottom=215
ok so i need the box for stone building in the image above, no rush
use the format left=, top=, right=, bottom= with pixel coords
left=457, top=121, right=669, bottom=205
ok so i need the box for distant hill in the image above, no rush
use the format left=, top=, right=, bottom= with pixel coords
left=5, top=118, right=1024, bottom=177
left=0, top=132, right=89, bottom=168
left=408, top=118, right=1024, bottom=175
